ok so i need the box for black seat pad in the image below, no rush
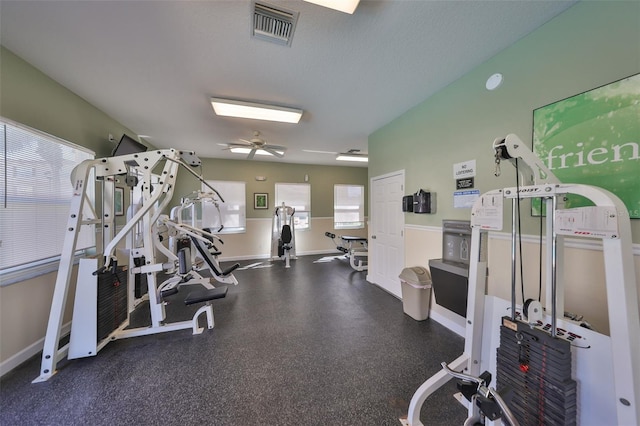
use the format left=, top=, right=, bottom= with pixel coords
left=341, top=236, right=367, bottom=242
left=184, top=287, right=228, bottom=305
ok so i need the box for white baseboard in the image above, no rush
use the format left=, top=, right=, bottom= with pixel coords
left=219, top=249, right=339, bottom=263
left=297, top=249, right=344, bottom=256
left=0, top=322, right=71, bottom=378
left=218, top=253, right=271, bottom=262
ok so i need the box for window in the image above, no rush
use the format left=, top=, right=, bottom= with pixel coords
left=275, top=183, right=310, bottom=229
left=334, top=184, right=365, bottom=229
left=0, top=118, right=95, bottom=277
left=200, top=180, right=246, bottom=233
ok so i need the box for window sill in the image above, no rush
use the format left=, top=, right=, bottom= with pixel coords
left=0, top=252, right=88, bottom=287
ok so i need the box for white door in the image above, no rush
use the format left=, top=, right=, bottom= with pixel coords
left=369, top=171, right=405, bottom=298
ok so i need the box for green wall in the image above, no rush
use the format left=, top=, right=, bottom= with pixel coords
left=369, top=1, right=640, bottom=242
left=0, top=46, right=142, bottom=157
left=172, top=158, right=368, bottom=219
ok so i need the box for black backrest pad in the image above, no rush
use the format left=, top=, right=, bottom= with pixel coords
left=190, top=235, right=222, bottom=275
left=281, top=225, right=292, bottom=244
left=178, top=247, right=190, bottom=275
left=189, top=235, right=240, bottom=277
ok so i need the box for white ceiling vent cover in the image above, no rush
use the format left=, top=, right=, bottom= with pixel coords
left=252, top=1, right=299, bottom=47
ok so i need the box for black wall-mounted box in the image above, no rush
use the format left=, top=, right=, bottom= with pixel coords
left=413, top=189, right=436, bottom=214
left=402, top=195, right=414, bottom=212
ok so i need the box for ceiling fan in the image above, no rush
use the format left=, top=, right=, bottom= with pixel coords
left=222, top=131, right=287, bottom=160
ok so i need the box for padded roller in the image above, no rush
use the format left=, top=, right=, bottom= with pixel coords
left=221, top=263, right=240, bottom=276
left=184, top=287, right=228, bottom=305
left=178, top=247, right=190, bottom=275
left=161, top=287, right=179, bottom=298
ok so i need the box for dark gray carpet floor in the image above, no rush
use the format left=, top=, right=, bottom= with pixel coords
left=0, top=254, right=466, bottom=425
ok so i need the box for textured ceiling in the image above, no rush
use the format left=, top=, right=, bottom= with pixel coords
left=0, top=0, right=576, bottom=167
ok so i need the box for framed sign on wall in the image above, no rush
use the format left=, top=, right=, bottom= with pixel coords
left=533, top=73, right=640, bottom=218
left=254, top=193, right=268, bottom=209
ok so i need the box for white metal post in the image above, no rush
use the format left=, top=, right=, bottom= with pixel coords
left=33, top=160, right=97, bottom=382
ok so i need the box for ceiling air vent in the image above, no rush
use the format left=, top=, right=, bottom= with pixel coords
left=252, top=1, right=299, bottom=47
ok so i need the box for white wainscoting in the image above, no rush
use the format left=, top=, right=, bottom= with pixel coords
left=404, top=224, right=640, bottom=336
left=217, top=217, right=368, bottom=261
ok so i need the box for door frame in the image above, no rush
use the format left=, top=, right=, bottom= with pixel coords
left=367, top=169, right=405, bottom=296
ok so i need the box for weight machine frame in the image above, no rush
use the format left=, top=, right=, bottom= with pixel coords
left=271, top=203, right=297, bottom=268
left=407, top=135, right=639, bottom=425
left=33, top=149, right=219, bottom=383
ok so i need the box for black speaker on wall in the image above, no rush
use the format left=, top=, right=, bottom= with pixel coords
left=413, top=189, right=436, bottom=214
left=402, top=195, right=414, bottom=212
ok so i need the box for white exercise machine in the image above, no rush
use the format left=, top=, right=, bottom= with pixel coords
left=155, top=216, right=239, bottom=295
left=324, top=232, right=368, bottom=271
left=34, top=149, right=230, bottom=383
left=407, top=134, right=639, bottom=425
left=271, top=202, right=296, bottom=268
left=162, top=191, right=239, bottom=287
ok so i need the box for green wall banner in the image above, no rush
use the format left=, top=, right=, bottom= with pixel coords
left=533, top=73, right=640, bottom=218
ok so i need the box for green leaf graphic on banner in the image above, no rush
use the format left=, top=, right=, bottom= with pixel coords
left=533, top=74, right=640, bottom=218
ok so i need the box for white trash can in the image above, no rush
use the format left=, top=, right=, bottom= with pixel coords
left=399, top=266, right=432, bottom=320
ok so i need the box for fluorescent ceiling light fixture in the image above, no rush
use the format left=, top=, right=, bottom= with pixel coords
left=229, top=147, right=283, bottom=156
left=211, top=98, right=303, bottom=124
left=304, top=0, right=360, bottom=14
left=336, top=154, right=368, bottom=163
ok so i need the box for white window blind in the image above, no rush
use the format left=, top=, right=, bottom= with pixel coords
left=0, top=119, right=95, bottom=271
left=334, top=184, right=364, bottom=229
left=201, top=180, right=246, bottom=234
left=275, top=183, right=310, bottom=229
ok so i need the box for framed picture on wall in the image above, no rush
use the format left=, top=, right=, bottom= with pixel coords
left=114, top=187, right=124, bottom=216
left=254, top=193, right=268, bottom=210
left=532, top=73, right=640, bottom=218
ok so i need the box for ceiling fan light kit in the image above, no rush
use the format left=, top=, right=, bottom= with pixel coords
left=229, top=147, right=283, bottom=156
left=210, top=98, right=303, bottom=124
left=225, top=131, right=288, bottom=160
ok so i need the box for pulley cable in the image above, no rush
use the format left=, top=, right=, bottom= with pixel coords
left=538, top=204, right=543, bottom=302
left=515, top=158, right=525, bottom=306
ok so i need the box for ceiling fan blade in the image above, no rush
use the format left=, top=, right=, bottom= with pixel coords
left=264, top=144, right=287, bottom=152
left=247, top=148, right=257, bottom=160
left=227, top=143, right=253, bottom=148
left=302, top=149, right=338, bottom=154
left=237, top=139, right=254, bottom=145
left=264, top=147, right=285, bottom=158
